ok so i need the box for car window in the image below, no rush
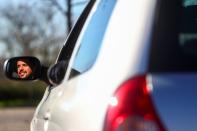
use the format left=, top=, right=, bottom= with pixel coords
left=179, top=1, right=197, bottom=55
left=46, top=1, right=96, bottom=85
left=69, top=0, right=117, bottom=78
left=57, top=0, right=95, bottom=63
left=149, top=0, right=197, bottom=72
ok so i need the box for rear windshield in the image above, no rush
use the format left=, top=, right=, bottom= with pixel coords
left=149, top=0, right=197, bottom=72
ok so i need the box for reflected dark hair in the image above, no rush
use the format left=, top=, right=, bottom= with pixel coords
left=15, top=59, right=36, bottom=72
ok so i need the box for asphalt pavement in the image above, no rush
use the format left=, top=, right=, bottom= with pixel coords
left=0, top=107, right=35, bottom=131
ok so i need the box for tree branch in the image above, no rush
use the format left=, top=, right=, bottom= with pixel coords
left=49, top=0, right=66, bottom=15
left=72, top=0, right=88, bottom=6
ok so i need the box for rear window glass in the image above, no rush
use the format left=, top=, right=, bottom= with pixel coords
left=149, top=0, right=197, bottom=72
left=71, top=0, right=116, bottom=73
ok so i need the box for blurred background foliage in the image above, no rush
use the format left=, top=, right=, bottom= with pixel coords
left=0, top=0, right=88, bottom=107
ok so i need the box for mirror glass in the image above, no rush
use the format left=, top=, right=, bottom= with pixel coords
left=4, top=56, right=41, bottom=80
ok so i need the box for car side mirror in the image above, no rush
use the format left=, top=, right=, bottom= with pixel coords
left=47, top=60, right=68, bottom=85
left=3, top=56, right=42, bottom=81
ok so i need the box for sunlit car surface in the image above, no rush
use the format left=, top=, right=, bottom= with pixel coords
left=3, top=0, right=197, bottom=131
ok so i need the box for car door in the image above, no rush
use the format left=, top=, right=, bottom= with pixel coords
left=30, top=1, right=96, bottom=131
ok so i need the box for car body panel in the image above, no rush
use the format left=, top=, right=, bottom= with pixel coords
left=28, top=0, right=197, bottom=131
left=151, top=74, right=197, bottom=131
left=31, top=0, right=157, bottom=130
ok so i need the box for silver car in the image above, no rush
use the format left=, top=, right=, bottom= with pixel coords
left=4, top=0, right=197, bottom=130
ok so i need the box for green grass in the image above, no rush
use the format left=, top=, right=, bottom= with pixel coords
left=0, top=80, right=47, bottom=107
left=0, top=99, right=41, bottom=107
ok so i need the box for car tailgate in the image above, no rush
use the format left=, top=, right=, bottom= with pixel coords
left=151, top=73, right=197, bottom=131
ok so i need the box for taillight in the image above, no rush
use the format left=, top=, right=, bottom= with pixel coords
left=104, top=75, right=165, bottom=131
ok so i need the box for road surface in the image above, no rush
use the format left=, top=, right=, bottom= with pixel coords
left=0, top=107, right=35, bottom=131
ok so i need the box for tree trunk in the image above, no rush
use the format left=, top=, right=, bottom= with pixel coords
left=66, top=0, right=72, bottom=34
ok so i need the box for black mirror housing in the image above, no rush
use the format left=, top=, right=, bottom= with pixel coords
left=4, top=56, right=42, bottom=81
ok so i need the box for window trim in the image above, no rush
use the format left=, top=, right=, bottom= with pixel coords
left=57, top=0, right=96, bottom=63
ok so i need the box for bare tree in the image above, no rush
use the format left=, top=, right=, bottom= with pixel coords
left=48, top=0, right=88, bottom=34
left=0, top=2, right=65, bottom=64
left=48, top=0, right=72, bottom=34
left=0, top=0, right=88, bottom=63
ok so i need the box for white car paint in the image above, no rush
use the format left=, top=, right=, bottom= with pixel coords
left=31, top=0, right=157, bottom=131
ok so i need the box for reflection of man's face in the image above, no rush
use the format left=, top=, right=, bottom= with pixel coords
left=17, top=60, right=32, bottom=78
